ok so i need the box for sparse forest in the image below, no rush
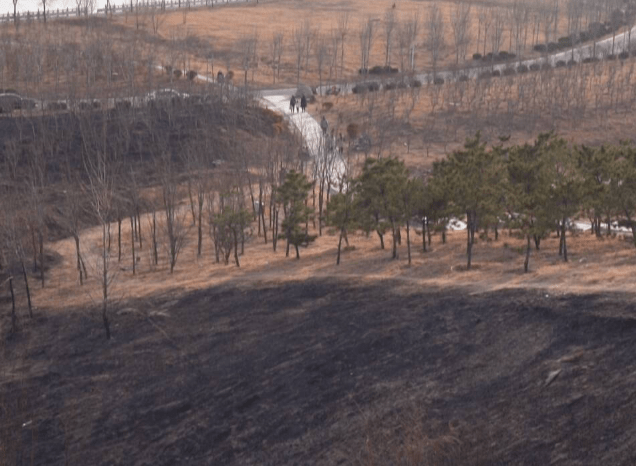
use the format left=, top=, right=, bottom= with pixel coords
left=3, top=1, right=636, bottom=465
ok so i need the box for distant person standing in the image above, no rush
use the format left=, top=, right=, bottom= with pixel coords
left=290, top=95, right=297, bottom=113
left=320, top=116, right=329, bottom=136
left=300, top=95, right=307, bottom=112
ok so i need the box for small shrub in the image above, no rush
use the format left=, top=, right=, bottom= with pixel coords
left=547, top=42, right=559, bottom=52
left=498, top=50, right=510, bottom=60
left=491, top=69, right=501, bottom=77
left=529, top=63, right=541, bottom=71
left=410, top=79, right=422, bottom=88
left=358, top=67, right=368, bottom=75
left=367, top=81, right=380, bottom=92
left=383, top=81, right=397, bottom=90
left=619, top=51, right=630, bottom=59
left=558, top=36, right=573, bottom=47
left=226, top=70, right=234, bottom=80
left=458, top=74, right=470, bottom=82
left=346, top=122, right=360, bottom=140
left=47, top=101, right=67, bottom=111
left=579, top=31, right=590, bottom=42
left=114, top=100, right=131, bottom=110
left=368, top=65, right=399, bottom=75
left=164, top=65, right=172, bottom=74
left=472, top=53, right=482, bottom=60
left=555, top=60, right=566, bottom=68
left=582, top=56, right=599, bottom=64
left=186, top=70, right=198, bottom=80
left=484, top=52, right=494, bottom=61
left=517, top=64, right=529, bottom=73
left=433, top=76, right=445, bottom=85
left=533, top=43, right=547, bottom=53
left=502, top=67, right=516, bottom=76
left=567, top=59, right=577, bottom=67
left=173, top=69, right=182, bottom=79
left=352, top=83, right=367, bottom=94
left=21, top=98, right=36, bottom=109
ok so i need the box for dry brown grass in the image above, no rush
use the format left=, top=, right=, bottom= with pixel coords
left=111, top=0, right=586, bottom=87
left=311, top=59, right=636, bottom=170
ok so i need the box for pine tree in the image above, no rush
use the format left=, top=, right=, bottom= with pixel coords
left=577, top=145, right=614, bottom=237
left=506, top=133, right=553, bottom=272
left=355, top=157, right=410, bottom=259
left=277, top=171, right=315, bottom=259
left=440, top=132, right=505, bottom=270
left=213, top=191, right=252, bottom=266
left=325, top=190, right=357, bottom=265
left=608, top=142, right=636, bottom=247
left=544, top=137, right=584, bottom=262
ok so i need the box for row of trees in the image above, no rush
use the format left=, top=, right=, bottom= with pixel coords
left=3, top=0, right=635, bottom=102
left=341, top=55, right=636, bottom=168
left=325, top=132, right=636, bottom=272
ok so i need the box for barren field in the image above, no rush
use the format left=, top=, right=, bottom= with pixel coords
left=3, top=278, right=636, bottom=465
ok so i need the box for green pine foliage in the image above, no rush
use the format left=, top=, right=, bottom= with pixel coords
left=321, top=131, right=636, bottom=272
left=277, top=170, right=316, bottom=259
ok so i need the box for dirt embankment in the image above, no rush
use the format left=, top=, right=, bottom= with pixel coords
left=2, top=279, right=636, bottom=465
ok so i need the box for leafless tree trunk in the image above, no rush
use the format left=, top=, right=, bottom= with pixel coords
left=270, top=32, right=284, bottom=84
left=359, top=17, right=375, bottom=74
left=490, top=10, right=505, bottom=70
left=337, top=12, right=350, bottom=78
left=451, top=2, right=472, bottom=64
left=239, top=32, right=258, bottom=88
left=292, top=26, right=307, bottom=84
left=315, top=35, right=329, bottom=94
left=383, top=8, right=397, bottom=67
left=161, top=159, right=189, bottom=274
left=426, top=3, right=445, bottom=78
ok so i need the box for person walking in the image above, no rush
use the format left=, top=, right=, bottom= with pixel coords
left=290, top=95, right=296, bottom=113
left=320, top=116, right=329, bottom=136
left=300, top=95, right=307, bottom=112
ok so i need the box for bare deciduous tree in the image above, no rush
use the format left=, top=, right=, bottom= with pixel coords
left=383, top=8, right=397, bottom=66
left=359, top=17, right=375, bottom=74
left=269, top=32, right=284, bottom=84
left=292, top=26, right=307, bottom=84
left=239, top=32, right=258, bottom=88
left=450, top=1, right=472, bottom=64
left=315, top=35, right=329, bottom=94
left=161, top=157, right=189, bottom=274
left=337, top=12, right=349, bottom=79
left=426, top=3, right=446, bottom=78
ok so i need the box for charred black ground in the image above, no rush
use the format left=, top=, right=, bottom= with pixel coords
left=2, top=279, right=636, bottom=465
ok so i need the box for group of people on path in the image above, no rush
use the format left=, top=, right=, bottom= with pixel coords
left=289, top=93, right=329, bottom=136
left=289, top=94, right=307, bottom=113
